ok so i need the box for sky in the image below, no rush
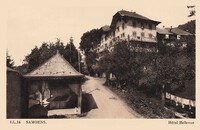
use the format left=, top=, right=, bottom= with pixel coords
left=6, top=0, right=196, bottom=66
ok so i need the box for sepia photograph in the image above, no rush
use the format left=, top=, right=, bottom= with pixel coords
left=4, top=0, right=197, bottom=127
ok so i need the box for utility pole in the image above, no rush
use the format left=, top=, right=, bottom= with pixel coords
left=69, top=37, right=73, bottom=63
left=78, top=50, right=81, bottom=72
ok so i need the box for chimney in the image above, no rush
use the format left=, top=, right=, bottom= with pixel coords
left=170, top=26, right=172, bottom=32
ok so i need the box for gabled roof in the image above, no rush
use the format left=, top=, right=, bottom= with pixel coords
left=156, top=28, right=173, bottom=35
left=24, top=51, right=83, bottom=78
left=118, top=10, right=150, bottom=20
left=110, top=10, right=161, bottom=29
left=116, top=10, right=161, bottom=24
left=101, top=25, right=111, bottom=32
left=165, top=27, right=192, bottom=36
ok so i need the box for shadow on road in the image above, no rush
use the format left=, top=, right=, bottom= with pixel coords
left=82, top=92, right=98, bottom=113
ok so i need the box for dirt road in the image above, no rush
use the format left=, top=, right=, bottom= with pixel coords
left=82, top=76, right=142, bottom=118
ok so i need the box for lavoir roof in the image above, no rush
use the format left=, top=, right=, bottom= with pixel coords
left=24, top=51, right=83, bottom=78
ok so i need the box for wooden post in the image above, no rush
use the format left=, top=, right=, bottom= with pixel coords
left=78, top=50, right=81, bottom=72
left=77, top=84, right=82, bottom=114
left=162, top=84, right=165, bottom=106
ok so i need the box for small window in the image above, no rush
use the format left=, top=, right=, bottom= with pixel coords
left=122, top=23, right=125, bottom=30
left=105, top=43, right=107, bottom=47
left=149, top=24, right=152, bottom=30
left=128, top=35, right=130, bottom=40
left=113, top=32, right=115, bottom=37
left=121, top=33, right=125, bottom=38
left=143, top=66, right=147, bottom=72
left=141, top=23, right=144, bottom=30
left=149, top=33, right=153, bottom=38
left=132, top=21, right=136, bottom=27
left=105, top=36, right=107, bottom=41
left=165, top=34, right=169, bottom=39
left=141, top=32, right=145, bottom=37
left=117, top=27, right=120, bottom=32
left=177, top=35, right=181, bottom=40
left=133, top=31, right=137, bottom=37
left=110, top=41, right=112, bottom=46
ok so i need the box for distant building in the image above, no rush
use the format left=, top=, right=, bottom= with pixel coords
left=157, top=27, right=193, bottom=47
left=97, top=10, right=161, bottom=53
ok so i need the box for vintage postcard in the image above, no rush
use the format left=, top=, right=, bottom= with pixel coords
left=0, top=0, right=199, bottom=130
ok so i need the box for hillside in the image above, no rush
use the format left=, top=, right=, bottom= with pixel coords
left=178, top=20, right=195, bottom=34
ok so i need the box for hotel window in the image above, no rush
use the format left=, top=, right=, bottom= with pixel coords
left=128, top=35, right=130, bottom=40
left=132, top=21, right=136, bottom=27
left=141, top=32, right=145, bottom=37
left=133, top=31, right=137, bottom=37
left=141, top=23, right=144, bottom=30
left=165, top=34, right=169, bottom=39
left=101, top=37, right=104, bottom=41
left=117, top=26, right=120, bottom=32
left=149, top=24, right=152, bottom=30
left=123, top=33, right=125, bottom=37
left=105, top=36, right=107, bottom=41
left=113, top=31, right=115, bottom=37
left=105, top=43, right=108, bottom=47
left=177, top=35, right=181, bottom=40
left=149, top=33, right=153, bottom=38
left=110, top=41, right=113, bottom=47
left=122, top=23, right=125, bottom=30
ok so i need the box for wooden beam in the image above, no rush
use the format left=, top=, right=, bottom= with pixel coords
left=77, top=84, right=82, bottom=114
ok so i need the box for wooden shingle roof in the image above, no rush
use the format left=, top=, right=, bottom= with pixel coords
left=156, top=28, right=173, bottom=35
left=117, top=10, right=161, bottom=24
left=24, top=51, right=83, bottom=78
left=165, top=27, right=192, bottom=36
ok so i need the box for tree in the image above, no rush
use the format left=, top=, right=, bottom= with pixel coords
left=97, top=41, right=144, bottom=88
left=23, top=38, right=79, bottom=73
left=156, top=42, right=195, bottom=92
left=96, top=50, right=112, bottom=78
left=85, top=51, right=98, bottom=76
left=79, top=29, right=102, bottom=75
left=178, top=20, right=195, bottom=34
left=6, top=51, right=14, bottom=68
left=79, top=29, right=102, bottom=55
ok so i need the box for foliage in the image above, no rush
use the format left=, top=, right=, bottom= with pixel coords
left=79, top=29, right=102, bottom=55
left=6, top=51, right=14, bottom=69
left=79, top=28, right=102, bottom=75
left=97, top=39, right=195, bottom=98
left=178, top=20, right=195, bottom=34
left=97, top=41, right=145, bottom=87
left=155, top=41, right=195, bottom=94
left=85, top=51, right=98, bottom=76
left=23, top=38, right=79, bottom=73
